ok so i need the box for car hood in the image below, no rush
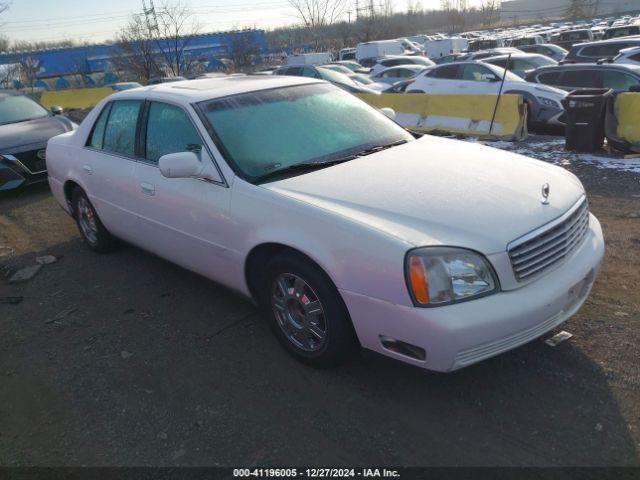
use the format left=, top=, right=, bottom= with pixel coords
left=0, top=115, right=74, bottom=152
left=263, top=136, right=585, bottom=254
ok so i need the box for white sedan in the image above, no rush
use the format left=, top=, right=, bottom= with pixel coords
left=47, top=76, right=604, bottom=371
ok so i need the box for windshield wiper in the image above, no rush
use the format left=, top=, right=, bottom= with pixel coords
left=253, top=139, right=409, bottom=183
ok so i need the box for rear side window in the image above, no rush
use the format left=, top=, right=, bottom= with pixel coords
left=102, top=100, right=142, bottom=157
left=602, top=71, right=639, bottom=90
left=88, top=103, right=112, bottom=149
left=145, top=102, right=202, bottom=164
left=536, top=71, right=563, bottom=84
left=561, top=70, right=602, bottom=88
left=429, top=64, right=459, bottom=79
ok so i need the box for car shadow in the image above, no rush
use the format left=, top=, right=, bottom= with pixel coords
left=0, top=239, right=638, bottom=467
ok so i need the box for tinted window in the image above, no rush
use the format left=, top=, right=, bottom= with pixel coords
left=0, top=94, right=49, bottom=125
left=283, top=67, right=302, bottom=76
left=461, top=64, right=494, bottom=81
left=630, top=53, right=640, bottom=61
left=537, top=71, right=563, bottom=84
left=561, top=70, right=601, bottom=87
left=429, top=64, right=459, bottom=79
left=602, top=71, right=639, bottom=90
left=145, top=102, right=202, bottom=164
left=102, top=100, right=142, bottom=156
left=88, top=102, right=112, bottom=149
left=302, top=67, right=318, bottom=78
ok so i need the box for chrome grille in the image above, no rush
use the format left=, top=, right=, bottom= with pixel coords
left=508, top=198, right=589, bottom=281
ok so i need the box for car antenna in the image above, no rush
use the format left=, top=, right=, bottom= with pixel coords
left=489, top=53, right=511, bottom=136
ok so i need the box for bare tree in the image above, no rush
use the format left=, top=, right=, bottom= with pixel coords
left=288, top=0, right=347, bottom=49
left=154, top=1, right=201, bottom=77
left=113, top=14, right=162, bottom=83
left=480, top=0, right=499, bottom=26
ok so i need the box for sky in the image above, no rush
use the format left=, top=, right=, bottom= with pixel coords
left=0, top=0, right=447, bottom=44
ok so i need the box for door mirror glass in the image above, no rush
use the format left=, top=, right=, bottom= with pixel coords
left=50, top=105, right=64, bottom=115
left=159, top=151, right=202, bottom=179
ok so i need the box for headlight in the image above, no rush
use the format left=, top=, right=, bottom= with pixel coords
left=405, top=247, right=499, bottom=307
left=537, top=96, right=561, bottom=108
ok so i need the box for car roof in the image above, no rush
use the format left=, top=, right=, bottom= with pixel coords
left=111, top=76, right=321, bottom=103
left=482, top=53, right=544, bottom=60
left=534, top=63, right=640, bottom=73
left=573, top=35, right=640, bottom=46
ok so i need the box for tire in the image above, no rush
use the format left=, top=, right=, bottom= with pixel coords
left=71, top=188, right=118, bottom=253
left=259, top=253, right=357, bottom=368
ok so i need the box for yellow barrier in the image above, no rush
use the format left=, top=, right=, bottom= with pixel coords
left=40, top=87, right=113, bottom=110
left=614, top=92, right=640, bottom=145
left=357, top=93, right=527, bottom=140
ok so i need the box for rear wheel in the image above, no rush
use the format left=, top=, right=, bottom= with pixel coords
left=259, top=253, right=357, bottom=367
left=72, top=188, right=118, bottom=253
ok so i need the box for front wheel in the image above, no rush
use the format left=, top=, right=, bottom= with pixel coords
left=260, top=254, right=357, bottom=368
left=72, top=188, right=118, bottom=253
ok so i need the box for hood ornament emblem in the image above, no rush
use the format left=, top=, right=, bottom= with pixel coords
left=541, top=183, right=550, bottom=205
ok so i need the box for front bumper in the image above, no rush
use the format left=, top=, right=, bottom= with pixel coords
left=340, top=214, right=604, bottom=372
left=0, top=148, right=48, bottom=191
left=533, top=104, right=566, bottom=127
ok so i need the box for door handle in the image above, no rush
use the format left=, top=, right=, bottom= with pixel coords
left=82, top=165, right=93, bottom=175
left=140, top=182, right=155, bottom=196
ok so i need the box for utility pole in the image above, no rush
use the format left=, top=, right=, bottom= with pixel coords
left=142, top=0, right=160, bottom=36
left=347, top=10, right=352, bottom=23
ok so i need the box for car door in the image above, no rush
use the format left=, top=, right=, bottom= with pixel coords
left=79, top=99, right=142, bottom=240
left=132, top=100, right=232, bottom=278
left=458, top=64, right=500, bottom=94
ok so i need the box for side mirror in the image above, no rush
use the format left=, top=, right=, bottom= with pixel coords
left=51, top=105, right=64, bottom=115
left=380, top=107, right=396, bottom=120
left=159, top=151, right=203, bottom=179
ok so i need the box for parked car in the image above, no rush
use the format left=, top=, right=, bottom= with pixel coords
left=603, top=24, right=640, bottom=39
left=326, top=60, right=369, bottom=74
left=371, top=65, right=429, bottom=85
left=457, top=47, right=523, bottom=62
left=613, top=46, right=640, bottom=65
left=525, top=63, right=640, bottom=92
left=368, top=56, right=435, bottom=76
left=286, top=52, right=333, bottom=66
left=508, top=35, right=544, bottom=47
left=356, top=40, right=405, bottom=64
left=563, top=37, right=640, bottom=63
left=467, top=37, right=506, bottom=51
left=0, top=91, right=76, bottom=191
left=107, top=82, right=143, bottom=91
left=46, top=76, right=604, bottom=371
left=518, top=43, right=568, bottom=61
left=407, top=61, right=567, bottom=130
left=320, top=64, right=377, bottom=88
left=272, top=65, right=377, bottom=94
left=552, top=29, right=594, bottom=49
left=481, top=53, right=557, bottom=78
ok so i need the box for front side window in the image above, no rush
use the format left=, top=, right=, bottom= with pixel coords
left=537, top=71, right=562, bottom=84
left=198, top=84, right=413, bottom=181
left=102, top=100, right=142, bottom=157
left=0, top=94, right=49, bottom=126
left=145, top=102, right=202, bottom=164
left=602, top=71, right=639, bottom=90
left=461, top=64, right=494, bottom=81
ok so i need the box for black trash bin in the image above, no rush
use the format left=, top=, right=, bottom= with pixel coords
left=561, top=88, right=613, bottom=152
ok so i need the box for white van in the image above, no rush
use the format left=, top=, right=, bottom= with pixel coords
left=339, top=48, right=356, bottom=61
left=286, top=52, right=333, bottom=66
left=355, top=40, right=405, bottom=62
left=425, top=38, right=469, bottom=59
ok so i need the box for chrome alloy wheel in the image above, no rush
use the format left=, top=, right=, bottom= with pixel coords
left=271, top=273, right=327, bottom=352
left=77, top=196, right=98, bottom=245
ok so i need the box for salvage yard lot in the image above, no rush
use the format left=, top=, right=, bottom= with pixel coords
left=1, top=136, right=639, bottom=466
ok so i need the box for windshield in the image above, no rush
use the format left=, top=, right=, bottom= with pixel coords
left=0, top=95, right=49, bottom=125
left=198, top=83, right=413, bottom=181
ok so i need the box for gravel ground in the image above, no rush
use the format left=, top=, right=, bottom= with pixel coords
left=0, top=134, right=639, bottom=467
